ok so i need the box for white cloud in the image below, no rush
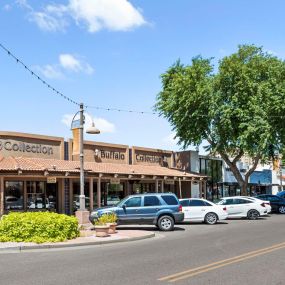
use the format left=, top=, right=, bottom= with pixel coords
left=33, top=64, right=64, bottom=79
left=62, top=113, right=115, bottom=133
left=34, top=53, right=94, bottom=79
left=162, top=133, right=179, bottom=147
left=68, top=0, right=146, bottom=32
left=59, top=54, right=94, bottom=74
left=29, top=11, right=68, bottom=32
left=16, top=0, right=147, bottom=33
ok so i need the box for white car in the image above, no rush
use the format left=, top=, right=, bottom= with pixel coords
left=179, top=198, right=228, bottom=225
left=217, top=196, right=268, bottom=219
left=240, top=196, right=271, bottom=214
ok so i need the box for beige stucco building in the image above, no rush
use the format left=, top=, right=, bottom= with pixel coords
left=0, top=131, right=206, bottom=216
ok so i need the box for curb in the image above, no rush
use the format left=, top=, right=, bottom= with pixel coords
left=0, top=232, right=155, bottom=252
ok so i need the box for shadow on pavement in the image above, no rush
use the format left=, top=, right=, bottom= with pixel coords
left=116, top=226, right=186, bottom=232
left=178, top=221, right=229, bottom=226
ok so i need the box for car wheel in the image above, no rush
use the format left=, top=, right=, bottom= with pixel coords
left=204, top=212, right=218, bottom=225
left=247, top=209, right=259, bottom=220
left=278, top=206, right=285, bottom=214
left=157, top=215, right=174, bottom=231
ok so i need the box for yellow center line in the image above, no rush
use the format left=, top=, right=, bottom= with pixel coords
left=159, top=241, right=285, bottom=283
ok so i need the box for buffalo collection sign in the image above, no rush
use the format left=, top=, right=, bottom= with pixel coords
left=0, top=140, right=54, bottom=155
left=99, top=150, right=125, bottom=161
left=136, top=154, right=164, bottom=163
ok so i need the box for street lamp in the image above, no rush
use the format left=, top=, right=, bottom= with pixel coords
left=71, top=103, right=100, bottom=222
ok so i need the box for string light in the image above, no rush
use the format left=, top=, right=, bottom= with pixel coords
left=1, top=42, right=284, bottom=119
left=0, top=43, right=80, bottom=107
left=0, top=42, right=157, bottom=115
left=85, top=105, right=156, bottom=115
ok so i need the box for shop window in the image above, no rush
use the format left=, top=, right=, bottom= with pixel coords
left=4, top=181, right=24, bottom=210
left=106, top=183, right=124, bottom=206
left=27, top=181, right=47, bottom=210
left=73, top=182, right=90, bottom=212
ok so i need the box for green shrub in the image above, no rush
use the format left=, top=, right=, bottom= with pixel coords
left=0, top=212, right=79, bottom=243
left=95, top=214, right=110, bottom=226
left=105, top=212, right=118, bottom=224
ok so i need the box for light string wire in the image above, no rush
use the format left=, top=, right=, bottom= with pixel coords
left=0, top=43, right=80, bottom=106
left=0, top=42, right=157, bottom=115
left=2, top=42, right=284, bottom=118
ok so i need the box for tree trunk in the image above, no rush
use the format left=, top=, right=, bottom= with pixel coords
left=241, top=181, right=248, bottom=196
left=219, top=151, right=261, bottom=197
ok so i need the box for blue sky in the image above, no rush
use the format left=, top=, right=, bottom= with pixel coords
left=0, top=0, right=284, bottom=152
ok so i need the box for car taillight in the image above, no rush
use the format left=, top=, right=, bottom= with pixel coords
left=261, top=203, right=266, bottom=207
left=223, top=207, right=227, bottom=211
left=179, top=204, right=183, bottom=212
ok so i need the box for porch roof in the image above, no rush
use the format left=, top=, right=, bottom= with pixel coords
left=0, top=156, right=207, bottom=180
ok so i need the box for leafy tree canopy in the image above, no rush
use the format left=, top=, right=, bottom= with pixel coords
left=156, top=45, right=285, bottom=193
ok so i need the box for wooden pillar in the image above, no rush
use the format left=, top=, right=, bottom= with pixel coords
left=0, top=176, right=4, bottom=216
left=69, top=179, right=73, bottom=214
left=89, top=177, right=94, bottom=211
left=155, top=179, right=159, bottom=193
left=58, top=178, right=65, bottom=214
left=23, top=181, right=27, bottom=211
left=161, top=180, right=164, bottom=193
left=97, top=177, right=101, bottom=208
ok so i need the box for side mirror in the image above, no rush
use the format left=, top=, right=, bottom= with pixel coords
left=122, top=204, right=126, bottom=210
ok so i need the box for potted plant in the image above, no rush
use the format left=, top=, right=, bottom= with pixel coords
left=94, top=214, right=110, bottom=237
left=105, top=213, right=118, bottom=234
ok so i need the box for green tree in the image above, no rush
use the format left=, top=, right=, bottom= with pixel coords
left=156, top=45, right=285, bottom=195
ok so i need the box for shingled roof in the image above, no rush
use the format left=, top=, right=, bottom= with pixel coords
left=0, top=156, right=206, bottom=180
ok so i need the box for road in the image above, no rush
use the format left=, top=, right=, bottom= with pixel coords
left=0, top=215, right=284, bottom=285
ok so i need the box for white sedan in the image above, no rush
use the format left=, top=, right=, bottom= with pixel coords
left=240, top=196, right=272, bottom=214
left=217, top=196, right=268, bottom=219
left=179, top=198, right=228, bottom=225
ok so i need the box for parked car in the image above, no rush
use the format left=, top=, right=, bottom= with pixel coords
left=240, top=196, right=272, bottom=214
left=255, top=194, right=285, bottom=214
left=179, top=198, right=228, bottom=225
left=277, top=190, right=285, bottom=199
left=89, top=193, right=184, bottom=231
left=216, top=196, right=268, bottom=219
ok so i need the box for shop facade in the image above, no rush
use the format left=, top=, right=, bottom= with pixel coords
left=0, top=131, right=206, bottom=216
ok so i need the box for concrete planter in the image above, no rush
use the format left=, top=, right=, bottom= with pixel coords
left=107, top=223, right=117, bottom=234
left=94, top=225, right=110, bottom=237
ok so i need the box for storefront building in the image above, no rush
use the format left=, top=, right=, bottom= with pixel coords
left=0, top=131, right=207, bottom=216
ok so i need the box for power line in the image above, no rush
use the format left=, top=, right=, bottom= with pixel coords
left=0, top=42, right=80, bottom=106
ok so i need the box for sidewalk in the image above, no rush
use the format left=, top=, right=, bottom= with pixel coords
left=0, top=230, right=155, bottom=252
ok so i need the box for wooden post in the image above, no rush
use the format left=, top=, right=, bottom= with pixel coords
left=89, top=177, right=94, bottom=211
left=179, top=178, right=182, bottom=198
left=97, top=177, right=101, bottom=208
left=161, top=180, right=164, bottom=193
left=155, top=179, right=159, bottom=193
left=69, top=179, right=73, bottom=214
left=0, top=176, right=4, bottom=216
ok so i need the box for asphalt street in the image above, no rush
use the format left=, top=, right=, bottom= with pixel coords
left=0, top=214, right=284, bottom=285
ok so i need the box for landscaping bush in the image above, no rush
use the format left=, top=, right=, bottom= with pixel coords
left=0, top=212, right=79, bottom=243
